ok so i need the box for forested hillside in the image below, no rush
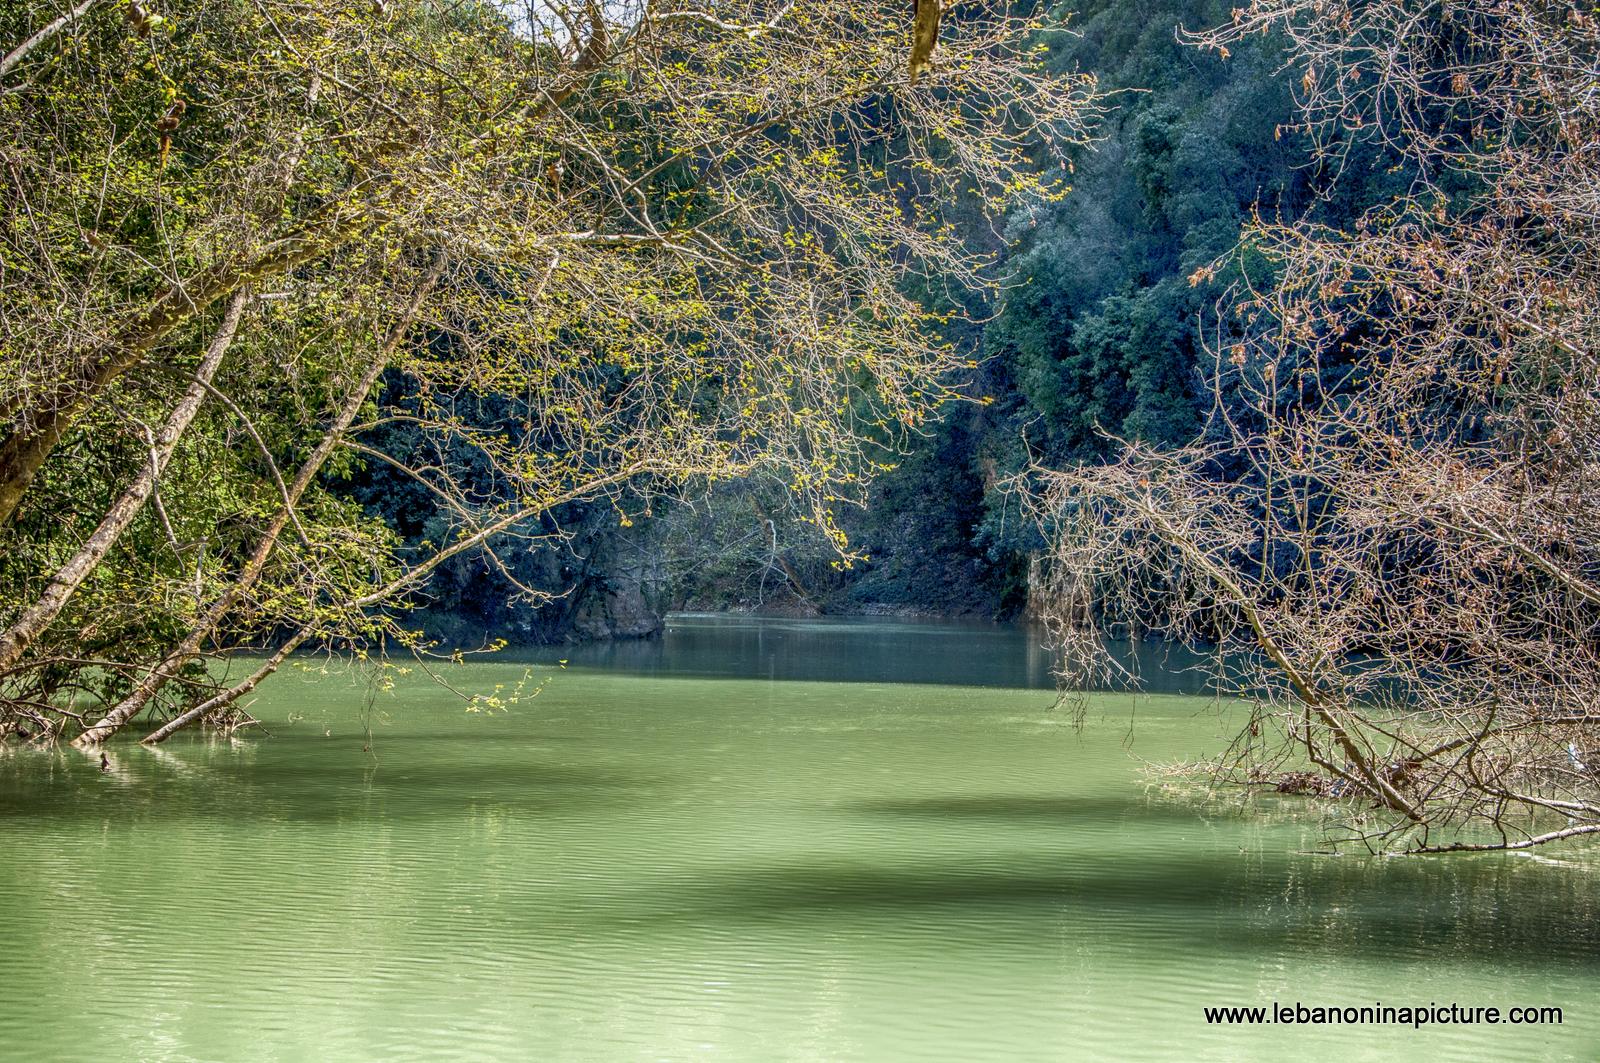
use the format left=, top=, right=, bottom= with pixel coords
left=662, top=0, right=1387, bottom=621
left=367, top=0, right=1360, bottom=633
left=834, top=0, right=1312, bottom=616
left=340, top=0, right=1432, bottom=639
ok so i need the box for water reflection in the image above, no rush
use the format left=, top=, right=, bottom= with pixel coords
left=519, top=612, right=1217, bottom=694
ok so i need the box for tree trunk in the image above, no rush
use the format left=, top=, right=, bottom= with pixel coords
left=0, top=291, right=248, bottom=676
left=73, top=267, right=436, bottom=745
left=0, top=211, right=368, bottom=527
left=126, top=454, right=670, bottom=743
left=140, top=626, right=313, bottom=744
left=0, top=0, right=102, bottom=81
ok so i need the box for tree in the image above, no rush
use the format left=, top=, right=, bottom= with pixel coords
left=770, top=0, right=1315, bottom=619
left=0, top=0, right=1097, bottom=742
left=1029, top=0, right=1600, bottom=852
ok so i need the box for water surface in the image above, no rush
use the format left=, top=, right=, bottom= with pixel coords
left=2, top=615, right=1597, bottom=1061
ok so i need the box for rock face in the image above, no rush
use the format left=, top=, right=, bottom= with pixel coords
left=410, top=511, right=668, bottom=647
left=565, top=525, right=669, bottom=641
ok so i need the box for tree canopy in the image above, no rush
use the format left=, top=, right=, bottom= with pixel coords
left=0, top=0, right=1096, bottom=742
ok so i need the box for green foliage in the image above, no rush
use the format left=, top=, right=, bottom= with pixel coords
left=736, top=0, right=1309, bottom=616
left=2, top=0, right=1100, bottom=740
left=801, top=0, right=1419, bottom=617
left=993, top=0, right=1304, bottom=462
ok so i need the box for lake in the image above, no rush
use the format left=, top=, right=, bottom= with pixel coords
left=2, top=614, right=1597, bottom=1061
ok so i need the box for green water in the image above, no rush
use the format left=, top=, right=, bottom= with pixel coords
left=2, top=615, right=1598, bottom=1062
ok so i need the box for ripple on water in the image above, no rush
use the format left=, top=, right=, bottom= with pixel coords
left=3, top=618, right=1599, bottom=1061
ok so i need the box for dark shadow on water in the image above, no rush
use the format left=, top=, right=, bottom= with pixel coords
left=603, top=852, right=1600, bottom=972
left=499, top=614, right=1220, bottom=694
left=845, top=794, right=1205, bottom=823
left=0, top=750, right=669, bottom=823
